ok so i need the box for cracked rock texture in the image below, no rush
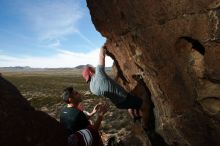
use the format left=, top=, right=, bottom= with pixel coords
left=87, top=0, right=220, bottom=145
left=0, top=77, right=67, bottom=146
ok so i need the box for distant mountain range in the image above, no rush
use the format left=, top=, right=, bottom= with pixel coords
left=75, top=64, right=112, bottom=70
left=0, top=65, right=112, bottom=71
left=74, top=64, right=94, bottom=69
left=0, top=66, right=31, bottom=69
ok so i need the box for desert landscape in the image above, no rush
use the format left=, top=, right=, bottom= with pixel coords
left=1, top=67, right=133, bottom=144
left=1, top=0, right=220, bottom=145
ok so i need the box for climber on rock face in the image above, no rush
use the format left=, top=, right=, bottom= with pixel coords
left=60, top=86, right=109, bottom=146
left=82, top=46, right=144, bottom=122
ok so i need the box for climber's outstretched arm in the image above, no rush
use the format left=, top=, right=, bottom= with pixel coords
left=99, top=46, right=106, bottom=67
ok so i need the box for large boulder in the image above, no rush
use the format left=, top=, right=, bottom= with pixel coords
left=87, top=0, right=220, bottom=145
left=0, top=77, right=67, bottom=146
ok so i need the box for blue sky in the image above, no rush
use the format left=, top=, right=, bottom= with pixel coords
left=0, top=0, right=113, bottom=67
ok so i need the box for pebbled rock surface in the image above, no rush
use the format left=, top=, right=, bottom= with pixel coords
left=87, top=0, right=220, bottom=145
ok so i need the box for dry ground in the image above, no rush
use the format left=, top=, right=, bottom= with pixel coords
left=2, top=69, right=133, bottom=143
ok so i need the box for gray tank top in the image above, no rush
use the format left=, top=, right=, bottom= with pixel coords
left=90, top=65, right=128, bottom=105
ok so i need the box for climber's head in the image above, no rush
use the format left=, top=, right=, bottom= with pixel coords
left=61, top=87, right=83, bottom=104
left=82, top=65, right=95, bottom=83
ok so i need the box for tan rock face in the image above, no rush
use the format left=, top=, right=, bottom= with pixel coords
left=0, top=77, right=67, bottom=146
left=87, top=0, right=220, bottom=145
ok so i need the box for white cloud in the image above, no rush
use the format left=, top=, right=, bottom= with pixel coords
left=18, top=0, right=98, bottom=50
left=0, top=0, right=108, bottom=67
left=76, top=31, right=97, bottom=48
left=48, top=39, right=61, bottom=48
left=23, top=0, right=82, bottom=40
left=0, top=49, right=113, bottom=68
